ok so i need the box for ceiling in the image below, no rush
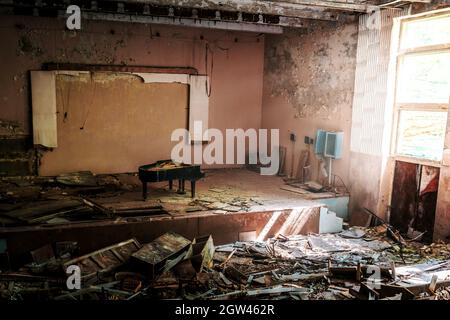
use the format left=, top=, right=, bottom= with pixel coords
left=0, top=0, right=432, bottom=33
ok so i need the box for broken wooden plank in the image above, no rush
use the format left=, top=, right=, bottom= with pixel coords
left=359, top=282, right=380, bottom=300
left=0, top=272, right=64, bottom=284
left=329, top=263, right=392, bottom=281
left=428, top=274, right=438, bottom=294
left=280, top=185, right=335, bottom=199
left=218, top=272, right=233, bottom=286
left=190, top=235, right=215, bottom=272
left=30, top=244, right=55, bottom=265
left=246, top=285, right=310, bottom=297
left=3, top=200, right=84, bottom=223
left=81, top=198, right=113, bottom=216
left=295, top=149, right=310, bottom=182
left=28, top=207, right=93, bottom=224
left=131, top=232, right=191, bottom=279
left=219, top=248, right=237, bottom=268
left=377, top=284, right=415, bottom=300
left=275, top=272, right=328, bottom=282
left=56, top=171, right=97, bottom=187
left=224, top=265, right=247, bottom=284
left=63, top=239, right=141, bottom=280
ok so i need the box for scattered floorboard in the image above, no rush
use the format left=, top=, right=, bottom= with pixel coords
left=63, top=239, right=141, bottom=281
left=1, top=226, right=450, bottom=301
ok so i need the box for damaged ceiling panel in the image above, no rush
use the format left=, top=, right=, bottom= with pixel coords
left=0, top=0, right=432, bottom=32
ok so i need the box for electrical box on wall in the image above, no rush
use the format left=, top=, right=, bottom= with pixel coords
left=314, top=129, right=327, bottom=155
left=314, top=130, right=343, bottom=159
left=304, top=136, right=314, bottom=145
left=324, top=132, right=343, bottom=159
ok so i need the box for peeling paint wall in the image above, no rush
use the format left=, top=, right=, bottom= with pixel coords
left=0, top=15, right=264, bottom=174
left=262, top=22, right=358, bottom=186
left=0, top=16, right=264, bottom=134
left=347, top=9, right=406, bottom=226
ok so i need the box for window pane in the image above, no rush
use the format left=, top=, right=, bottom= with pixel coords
left=401, top=15, right=450, bottom=49
left=396, top=110, right=447, bottom=161
left=396, top=52, right=450, bottom=104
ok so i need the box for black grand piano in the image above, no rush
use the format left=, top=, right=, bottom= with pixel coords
left=138, top=160, right=204, bottom=200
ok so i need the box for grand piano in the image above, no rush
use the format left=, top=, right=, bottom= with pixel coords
left=138, top=160, right=204, bottom=200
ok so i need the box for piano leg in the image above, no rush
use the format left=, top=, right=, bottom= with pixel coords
left=177, top=179, right=185, bottom=194
left=142, top=182, right=148, bottom=200
left=169, top=180, right=173, bottom=190
left=190, top=180, right=196, bottom=198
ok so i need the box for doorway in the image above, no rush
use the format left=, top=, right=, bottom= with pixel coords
left=390, top=160, right=440, bottom=243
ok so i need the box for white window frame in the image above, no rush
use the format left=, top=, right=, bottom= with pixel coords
left=390, top=10, right=450, bottom=166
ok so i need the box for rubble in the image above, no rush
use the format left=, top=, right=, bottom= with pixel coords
left=0, top=226, right=449, bottom=301
left=0, top=172, right=165, bottom=226
left=0, top=170, right=269, bottom=227
left=63, top=239, right=142, bottom=282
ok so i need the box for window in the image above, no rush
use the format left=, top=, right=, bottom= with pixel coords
left=396, top=52, right=450, bottom=104
left=393, top=13, right=450, bottom=162
left=400, top=15, right=450, bottom=50
left=396, top=110, right=447, bottom=160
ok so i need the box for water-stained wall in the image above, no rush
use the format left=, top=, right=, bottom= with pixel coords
left=262, top=22, right=358, bottom=187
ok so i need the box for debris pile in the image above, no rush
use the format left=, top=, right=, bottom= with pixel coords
left=190, top=192, right=263, bottom=213
left=0, top=170, right=268, bottom=225
left=0, top=227, right=449, bottom=301
left=0, top=171, right=165, bottom=226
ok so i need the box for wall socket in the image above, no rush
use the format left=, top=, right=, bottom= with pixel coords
left=304, top=136, right=314, bottom=145
left=290, top=133, right=297, bottom=142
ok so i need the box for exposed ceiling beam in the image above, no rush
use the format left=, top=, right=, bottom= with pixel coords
left=111, top=0, right=369, bottom=12
left=78, top=11, right=285, bottom=33
left=0, top=0, right=353, bottom=29
left=252, top=0, right=369, bottom=12
left=0, top=0, right=359, bottom=23
left=106, top=0, right=361, bottom=19
left=378, top=0, right=431, bottom=8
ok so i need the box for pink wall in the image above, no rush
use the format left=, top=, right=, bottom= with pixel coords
left=262, top=22, right=358, bottom=186
left=0, top=16, right=264, bottom=172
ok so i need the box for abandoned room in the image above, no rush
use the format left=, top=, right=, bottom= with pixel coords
left=0, top=0, right=449, bottom=303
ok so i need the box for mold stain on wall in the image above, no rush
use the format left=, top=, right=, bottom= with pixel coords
left=264, top=22, right=358, bottom=120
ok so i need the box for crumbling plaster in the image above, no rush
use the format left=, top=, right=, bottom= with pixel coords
left=262, top=21, right=358, bottom=186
